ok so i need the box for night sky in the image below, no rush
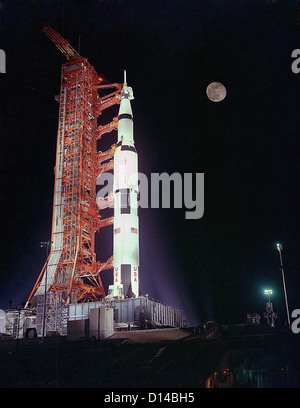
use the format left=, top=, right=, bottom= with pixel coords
left=0, top=0, right=299, bottom=326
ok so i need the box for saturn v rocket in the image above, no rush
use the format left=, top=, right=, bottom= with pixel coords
left=107, top=74, right=140, bottom=299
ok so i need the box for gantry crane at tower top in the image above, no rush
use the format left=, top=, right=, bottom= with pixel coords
left=27, top=26, right=121, bottom=335
left=43, top=25, right=83, bottom=61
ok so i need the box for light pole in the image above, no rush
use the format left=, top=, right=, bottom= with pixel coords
left=40, top=241, right=52, bottom=340
left=276, top=243, right=291, bottom=328
left=263, top=289, right=277, bottom=328
left=264, top=289, right=273, bottom=303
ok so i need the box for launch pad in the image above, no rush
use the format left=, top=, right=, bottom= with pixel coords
left=69, top=297, right=182, bottom=331
left=4, top=297, right=182, bottom=339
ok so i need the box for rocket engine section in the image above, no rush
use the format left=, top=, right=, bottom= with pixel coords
left=107, top=76, right=140, bottom=299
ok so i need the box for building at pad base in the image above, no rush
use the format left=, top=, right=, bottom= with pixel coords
left=11, top=26, right=182, bottom=338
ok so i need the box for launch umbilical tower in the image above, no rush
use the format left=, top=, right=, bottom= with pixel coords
left=27, top=27, right=122, bottom=334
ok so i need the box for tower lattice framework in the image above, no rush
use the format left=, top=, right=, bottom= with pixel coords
left=27, top=27, right=120, bottom=318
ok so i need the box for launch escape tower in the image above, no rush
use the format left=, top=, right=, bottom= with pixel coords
left=26, top=26, right=123, bottom=334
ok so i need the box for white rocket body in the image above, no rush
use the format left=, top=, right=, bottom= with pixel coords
left=107, top=78, right=139, bottom=299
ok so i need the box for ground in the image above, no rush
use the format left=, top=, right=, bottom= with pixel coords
left=0, top=326, right=299, bottom=388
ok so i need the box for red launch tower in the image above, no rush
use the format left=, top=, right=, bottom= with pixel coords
left=27, top=27, right=120, bottom=331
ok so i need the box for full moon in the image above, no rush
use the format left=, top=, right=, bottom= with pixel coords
left=206, top=82, right=227, bottom=102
